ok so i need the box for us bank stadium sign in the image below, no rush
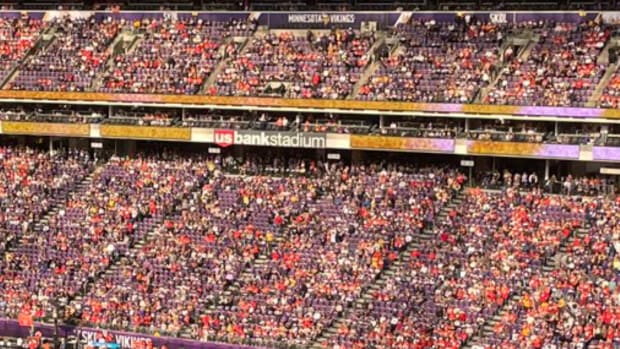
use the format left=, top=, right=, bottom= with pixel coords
left=214, top=130, right=326, bottom=149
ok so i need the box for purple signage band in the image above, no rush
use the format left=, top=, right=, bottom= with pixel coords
left=411, top=12, right=598, bottom=24
left=0, top=319, right=267, bottom=349
left=92, top=12, right=249, bottom=22
left=260, top=12, right=401, bottom=29
left=537, top=144, right=581, bottom=159
left=462, top=104, right=606, bottom=119
left=592, top=146, right=620, bottom=161
left=0, top=11, right=46, bottom=19
left=516, top=106, right=604, bottom=118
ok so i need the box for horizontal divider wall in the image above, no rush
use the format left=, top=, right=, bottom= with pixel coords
left=1, top=122, right=619, bottom=161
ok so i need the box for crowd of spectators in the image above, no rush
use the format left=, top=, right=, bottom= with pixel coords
left=480, top=169, right=614, bottom=196
left=463, top=129, right=595, bottom=144
left=546, top=175, right=614, bottom=196
left=357, top=18, right=503, bottom=103
left=99, top=17, right=255, bottom=94
left=181, top=111, right=361, bottom=133
left=0, top=15, right=46, bottom=84
left=0, top=147, right=93, bottom=254
left=0, top=147, right=616, bottom=349
left=320, top=187, right=585, bottom=349
left=182, top=111, right=375, bottom=134
left=76, top=171, right=276, bottom=335
left=0, top=108, right=104, bottom=123
left=464, top=121, right=548, bottom=143
left=0, top=153, right=209, bottom=326
left=461, top=120, right=606, bottom=145
left=66, top=157, right=220, bottom=334
left=483, top=197, right=620, bottom=349
left=181, top=111, right=463, bottom=138
left=1, top=104, right=105, bottom=122
left=600, top=69, right=620, bottom=108
left=9, top=15, right=122, bottom=92
left=189, top=164, right=463, bottom=347
left=466, top=129, right=545, bottom=142
left=4, top=13, right=620, bottom=109
left=486, top=20, right=610, bottom=107
left=107, top=111, right=177, bottom=126
left=380, top=121, right=458, bottom=138
left=214, top=28, right=375, bottom=99
left=0, top=108, right=29, bottom=122
left=37, top=155, right=465, bottom=347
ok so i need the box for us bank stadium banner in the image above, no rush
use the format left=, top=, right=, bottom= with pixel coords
left=350, top=135, right=455, bottom=153
left=592, top=146, right=620, bottom=161
left=1, top=121, right=90, bottom=137
left=100, top=125, right=191, bottom=141
left=0, top=318, right=264, bottom=349
left=466, top=141, right=580, bottom=159
left=214, top=129, right=326, bottom=149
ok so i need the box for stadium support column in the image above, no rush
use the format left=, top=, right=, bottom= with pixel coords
left=554, top=121, right=559, bottom=137
left=544, top=159, right=550, bottom=180
left=379, top=115, right=384, bottom=128
left=464, top=118, right=469, bottom=132
left=49, top=137, right=53, bottom=155
left=181, top=108, right=186, bottom=122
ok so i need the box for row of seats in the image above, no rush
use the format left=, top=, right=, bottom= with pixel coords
left=319, top=188, right=587, bottom=348
left=0, top=154, right=210, bottom=324
left=486, top=22, right=610, bottom=107
left=8, top=16, right=121, bottom=92
left=0, top=149, right=618, bottom=349
left=61, top=162, right=464, bottom=345
left=4, top=14, right=620, bottom=107
left=477, top=197, right=620, bottom=349
left=214, top=29, right=374, bottom=99
left=358, top=21, right=503, bottom=103
left=0, top=147, right=92, bottom=254
left=100, top=17, right=254, bottom=94
left=0, top=16, right=46, bottom=83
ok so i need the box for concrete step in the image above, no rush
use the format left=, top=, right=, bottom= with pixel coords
left=588, top=62, right=618, bottom=107
left=347, top=33, right=388, bottom=99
